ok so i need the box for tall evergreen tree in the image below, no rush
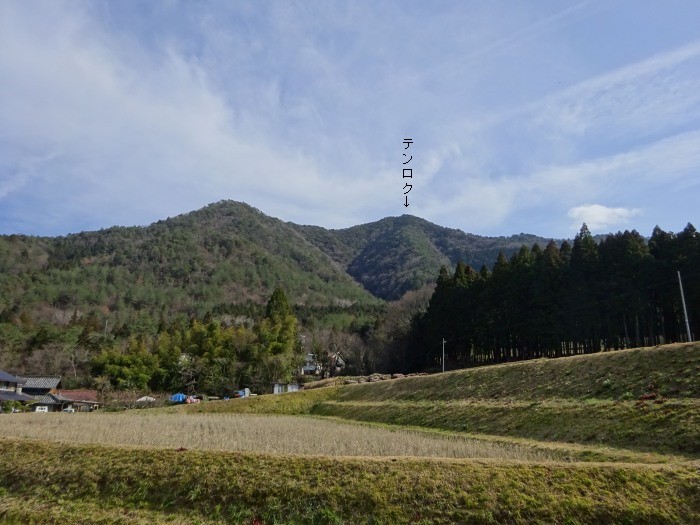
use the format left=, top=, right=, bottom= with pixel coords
left=249, top=288, right=301, bottom=388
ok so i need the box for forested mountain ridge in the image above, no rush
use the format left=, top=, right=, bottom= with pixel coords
left=1, top=200, right=558, bottom=323
left=291, top=214, right=558, bottom=300
left=0, top=201, right=378, bottom=329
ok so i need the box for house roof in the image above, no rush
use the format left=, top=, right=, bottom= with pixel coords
left=0, top=370, right=25, bottom=384
left=60, top=389, right=99, bottom=403
left=0, top=391, right=35, bottom=402
left=17, top=376, right=61, bottom=389
left=32, top=393, right=73, bottom=405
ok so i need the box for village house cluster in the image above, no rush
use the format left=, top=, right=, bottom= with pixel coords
left=0, top=352, right=345, bottom=412
left=0, top=369, right=101, bottom=413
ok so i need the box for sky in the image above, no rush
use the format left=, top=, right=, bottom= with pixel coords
left=1, top=1, right=699, bottom=239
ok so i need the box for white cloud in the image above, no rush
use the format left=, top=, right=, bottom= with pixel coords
left=421, top=37, right=700, bottom=236
left=567, top=204, right=641, bottom=233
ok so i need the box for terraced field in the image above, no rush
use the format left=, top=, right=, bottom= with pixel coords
left=1, top=343, right=698, bottom=524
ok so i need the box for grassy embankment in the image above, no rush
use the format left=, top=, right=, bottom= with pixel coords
left=1, top=438, right=698, bottom=525
left=318, top=343, right=700, bottom=457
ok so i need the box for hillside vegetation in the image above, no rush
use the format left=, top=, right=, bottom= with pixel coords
left=0, top=201, right=557, bottom=327
left=2, top=201, right=696, bottom=392
left=0, top=200, right=563, bottom=385
left=0, top=201, right=378, bottom=322
left=292, top=214, right=557, bottom=300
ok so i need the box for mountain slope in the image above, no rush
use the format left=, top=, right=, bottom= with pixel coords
left=293, top=215, right=558, bottom=300
left=0, top=202, right=377, bottom=324
left=1, top=201, right=560, bottom=323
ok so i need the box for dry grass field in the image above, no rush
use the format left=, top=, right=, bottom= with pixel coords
left=0, top=412, right=557, bottom=461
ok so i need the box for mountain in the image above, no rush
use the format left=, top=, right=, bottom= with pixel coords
left=0, top=201, right=559, bottom=324
left=0, top=202, right=376, bottom=327
left=292, top=215, right=558, bottom=300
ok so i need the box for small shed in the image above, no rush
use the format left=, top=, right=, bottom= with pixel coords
left=271, top=382, right=300, bottom=394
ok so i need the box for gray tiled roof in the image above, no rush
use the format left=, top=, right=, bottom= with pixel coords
left=31, top=393, right=71, bottom=405
left=17, top=376, right=61, bottom=389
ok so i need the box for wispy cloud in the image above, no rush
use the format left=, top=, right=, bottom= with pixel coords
left=418, top=36, right=700, bottom=236
left=530, top=39, right=700, bottom=144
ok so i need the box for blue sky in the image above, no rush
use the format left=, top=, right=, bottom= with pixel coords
left=1, top=1, right=699, bottom=238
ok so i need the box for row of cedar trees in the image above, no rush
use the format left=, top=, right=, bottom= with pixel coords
left=405, top=223, right=699, bottom=372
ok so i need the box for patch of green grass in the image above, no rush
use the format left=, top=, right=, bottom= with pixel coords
left=167, top=386, right=341, bottom=415
left=337, top=343, right=700, bottom=402
left=0, top=493, right=227, bottom=525
left=1, top=438, right=698, bottom=524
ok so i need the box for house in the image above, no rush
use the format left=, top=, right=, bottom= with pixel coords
left=16, top=376, right=62, bottom=396
left=0, top=370, right=36, bottom=405
left=31, top=393, right=77, bottom=412
left=300, top=353, right=321, bottom=375
left=15, top=376, right=100, bottom=412
left=15, top=376, right=66, bottom=412
left=59, top=389, right=101, bottom=412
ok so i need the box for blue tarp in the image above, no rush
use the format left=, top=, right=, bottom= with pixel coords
left=169, top=393, right=186, bottom=403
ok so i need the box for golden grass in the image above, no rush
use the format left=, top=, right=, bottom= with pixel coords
left=0, top=412, right=558, bottom=461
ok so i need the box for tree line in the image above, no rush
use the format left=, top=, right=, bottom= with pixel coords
left=1, top=288, right=303, bottom=396
left=403, top=224, right=699, bottom=372
left=91, top=287, right=301, bottom=395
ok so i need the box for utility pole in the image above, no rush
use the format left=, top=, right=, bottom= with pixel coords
left=442, top=338, right=446, bottom=373
left=678, top=271, right=693, bottom=342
